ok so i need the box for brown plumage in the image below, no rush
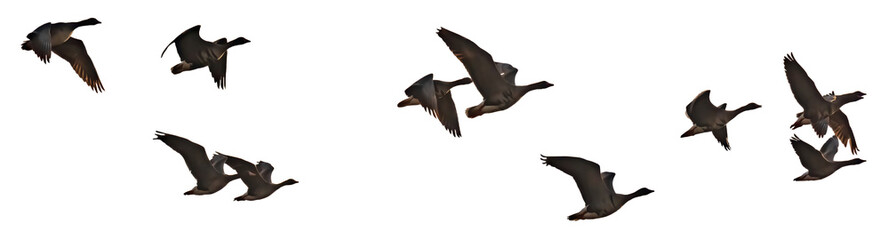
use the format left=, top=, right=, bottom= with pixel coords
left=397, top=74, right=472, bottom=137
left=21, top=18, right=104, bottom=92
left=784, top=53, right=865, bottom=154
left=436, top=28, right=553, bottom=118
left=681, top=90, right=761, bottom=150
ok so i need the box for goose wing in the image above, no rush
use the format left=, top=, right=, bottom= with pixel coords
left=436, top=90, right=462, bottom=137
left=601, top=172, right=616, bottom=195
left=209, top=153, right=228, bottom=174
left=162, top=25, right=219, bottom=62
left=208, top=50, right=227, bottom=89
left=404, top=74, right=438, bottom=117
left=52, top=38, right=103, bottom=92
left=712, top=126, right=730, bottom=150
left=494, top=62, right=517, bottom=85
left=26, top=22, right=52, bottom=63
left=685, top=90, right=719, bottom=125
left=224, top=156, right=269, bottom=189
left=437, top=28, right=511, bottom=99
left=828, top=110, right=858, bottom=154
left=256, top=161, right=275, bottom=183
left=819, top=136, right=839, bottom=162
left=790, top=135, right=830, bottom=171
left=541, top=155, right=612, bottom=209
left=154, top=131, right=218, bottom=187
left=783, top=53, right=828, bottom=111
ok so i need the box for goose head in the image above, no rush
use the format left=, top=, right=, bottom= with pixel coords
left=632, top=188, right=655, bottom=197
left=82, top=18, right=101, bottom=25
left=279, top=179, right=299, bottom=187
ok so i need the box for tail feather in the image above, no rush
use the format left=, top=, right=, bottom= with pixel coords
left=171, top=62, right=192, bottom=74
left=21, top=41, right=32, bottom=50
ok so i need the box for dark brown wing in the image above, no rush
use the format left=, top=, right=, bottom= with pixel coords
left=829, top=110, right=858, bottom=154
left=436, top=91, right=461, bottom=137
left=790, top=135, right=830, bottom=171
left=224, top=156, right=270, bottom=190
left=26, top=23, right=52, bottom=63
left=437, top=28, right=511, bottom=99
left=712, top=126, right=730, bottom=150
left=783, top=53, right=828, bottom=111
left=686, top=90, right=719, bottom=125
left=154, top=131, right=218, bottom=187
left=256, top=161, right=274, bottom=183
left=209, top=52, right=227, bottom=89
left=52, top=38, right=103, bottom=92
left=404, top=74, right=438, bottom=117
left=541, top=155, right=611, bottom=208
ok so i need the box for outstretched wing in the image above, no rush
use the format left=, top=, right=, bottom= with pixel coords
left=828, top=110, right=858, bottom=154
left=790, top=135, right=829, bottom=171
left=209, top=153, right=228, bottom=174
left=404, top=74, right=438, bottom=117
left=256, top=161, right=275, bottom=183
left=436, top=91, right=462, bottom=137
left=712, top=126, right=730, bottom=150
left=437, top=28, right=511, bottom=99
left=52, top=38, right=104, bottom=92
left=601, top=172, right=616, bottom=195
left=26, top=22, right=52, bottom=63
left=208, top=52, right=227, bottom=89
left=783, top=53, right=828, bottom=111
left=154, top=131, right=217, bottom=186
left=541, top=155, right=611, bottom=208
left=494, top=62, right=517, bottom=85
left=686, top=90, right=718, bottom=125
left=819, top=136, right=839, bottom=162
left=224, top=155, right=268, bottom=189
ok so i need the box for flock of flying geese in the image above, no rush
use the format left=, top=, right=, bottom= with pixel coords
left=21, top=19, right=868, bottom=219
left=21, top=18, right=249, bottom=92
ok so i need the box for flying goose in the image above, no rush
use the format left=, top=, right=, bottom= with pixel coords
left=790, top=135, right=865, bottom=181
left=784, top=53, right=865, bottom=154
left=21, top=18, right=104, bottom=92
left=681, top=90, right=761, bottom=150
left=437, top=28, right=553, bottom=118
left=541, top=155, right=653, bottom=220
left=154, top=131, right=240, bottom=195
left=224, top=156, right=298, bottom=201
left=397, top=74, right=472, bottom=137
left=161, top=25, right=250, bottom=89
left=790, top=92, right=861, bottom=154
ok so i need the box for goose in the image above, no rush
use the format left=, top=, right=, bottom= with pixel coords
left=541, top=155, right=653, bottom=220
left=437, top=28, right=553, bottom=118
left=161, top=25, right=250, bottom=89
left=21, top=18, right=104, bottom=92
left=224, top=156, right=298, bottom=201
left=681, top=90, right=761, bottom=150
left=397, top=74, right=472, bottom=137
left=790, top=135, right=865, bottom=181
left=784, top=53, right=865, bottom=154
left=790, top=92, right=861, bottom=154
left=154, top=131, right=240, bottom=195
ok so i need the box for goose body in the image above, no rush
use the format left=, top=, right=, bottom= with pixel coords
left=161, top=25, right=250, bottom=89
left=436, top=28, right=553, bottom=118
left=397, top=74, right=472, bottom=137
left=682, top=90, right=761, bottom=150
left=541, top=155, right=653, bottom=220
left=21, top=18, right=104, bottom=92
left=154, top=131, right=240, bottom=195
left=783, top=53, right=865, bottom=154
left=224, top=156, right=298, bottom=201
left=790, top=135, right=865, bottom=181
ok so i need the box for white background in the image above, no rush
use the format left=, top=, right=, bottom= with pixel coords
left=1, top=0, right=886, bottom=239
